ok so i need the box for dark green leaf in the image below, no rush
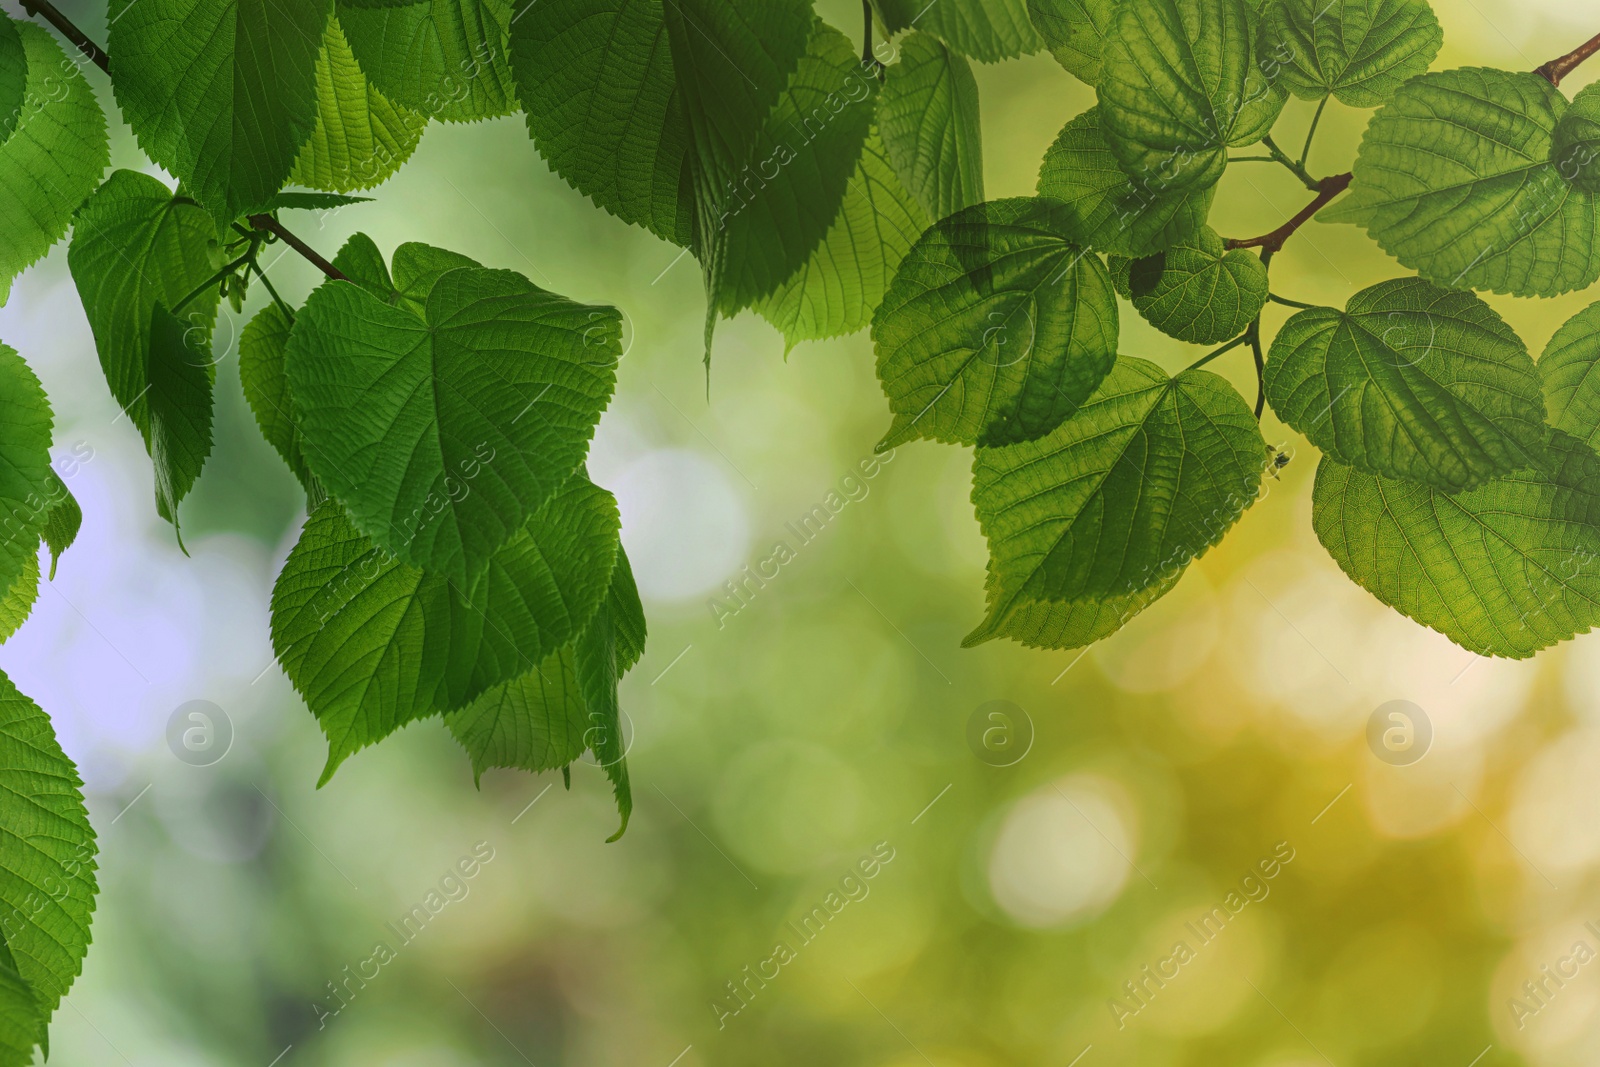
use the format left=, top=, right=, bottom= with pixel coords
left=391, top=241, right=483, bottom=315
left=1538, top=301, right=1600, bottom=452
left=337, top=0, right=517, bottom=122
left=0, top=345, right=55, bottom=602
left=879, top=32, right=984, bottom=221
left=1026, top=0, right=1117, bottom=84
left=146, top=305, right=216, bottom=538
left=240, top=302, right=323, bottom=503
left=1108, top=226, right=1267, bottom=344
left=874, top=0, right=1041, bottom=63
left=331, top=231, right=398, bottom=301
left=1553, top=82, right=1600, bottom=194
left=962, top=567, right=1181, bottom=650
left=0, top=16, right=26, bottom=146
left=1264, top=0, right=1442, bottom=107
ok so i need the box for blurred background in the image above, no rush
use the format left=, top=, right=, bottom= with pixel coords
left=3, top=0, right=1600, bottom=1062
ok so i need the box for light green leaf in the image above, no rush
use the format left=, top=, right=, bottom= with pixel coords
left=336, top=0, right=517, bottom=122
left=1323, top=68, right=1600, bottom=298
left=0, top=16, right=26, bottom=147
left=285, top=265, right=619, bottom=582
left=755, top=129, right=928, bottom=350
left=0, top=345, right=55, bottom=602
left=40, top=471, right=79, bottom=581
left=0, top=553, right=38, bottom=645
left=962, top=567, right=1182, bottom=650
left=879, top=32, right=984, bottom=221
left=509, top=0, right=693, bottom=245
left=69, top=172, right=220, bottom=534
left=290, top=15, right=425, bottom=193
left=971, top=357, right=1265, bottom=628
left=1098, top=0, right=1286, bottom=194
left=0, top=669, right=98, bottom=1051
left=1037, top=107, right=1216, bottom=257
left=240, top=302, right=323, bottom=503
left=1265, top=0, right=1442, bottom=107
left=0, top=23, right=108, bottom=306
left=108, top=0, right=331, bottom=231
left=874, top=197, right=1118, bottom=449
left=1266, top=277, right=1546, bottom=492
left=263, top=192, right=372, bottom=212
left=331, top=231, right=396, bottom=301
left=1026, top=0, right=1117, bottom=84
left=0, top=935, right=41, bottom=1066
left=1109, top=226, right=1267, bottom=344
left=1313, top=431, right=1600, bottom=658
left=1553, top=82, right=1600, bottom=194
left=874, top=0, right=1042, bottom=63
left=1538, top=301, right=1600, bottom=452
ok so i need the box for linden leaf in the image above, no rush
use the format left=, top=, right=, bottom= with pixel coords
left=879, top=32, right=985, bottom=221
left=1264, top=0, right=1442, bottom=108
left=1026, top=0, right=1117, bottom=85
left=1109, top=226, right=1268, bottom=345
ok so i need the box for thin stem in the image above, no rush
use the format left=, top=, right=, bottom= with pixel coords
left=16, top=0, right=108, bottom=72
left=1537, top=29, right=1600, bottom=86
left=1186, top=334, right=1251, bottom=371
left=1268, top=292, right=1318, bottom=310
left=1229, top=155, right=1280, bottom=164
left=172, top=247, right=256, bottom=316
left=1262, top=135, right=1320, bottom=192
left=247, top=215, right=347, bottom=281
left=1225, top=172, right=1353, bottom=254
left=251, top=261, right=295, bottom=323
left=1299, top=96, right=1329, bottom=171
left=1249, top=321, right=1266, bottom=420
left=861, top=0, right=883, bottom=73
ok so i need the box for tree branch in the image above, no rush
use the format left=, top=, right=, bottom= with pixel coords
left=861, top=0, right=884, bottom=73
left=1537, top=29, right=1600, bottom=87
left=1225, top=173, right=1353, bottom=254
left=16, top=0, right=108, bottom=72
left=247, top=216, right=347, bottom=281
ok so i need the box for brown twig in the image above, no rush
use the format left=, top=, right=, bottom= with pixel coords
left=1225, top=173, right=1353, bottom=255
left=247, top=216, right=347, bottom=281
left=1537, top=29, right=1600, bottom=87
left=17, top=0, right=108, bottom=72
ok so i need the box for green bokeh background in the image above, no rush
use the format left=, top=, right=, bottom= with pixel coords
left=3, top=0, right=1600, bottom=1063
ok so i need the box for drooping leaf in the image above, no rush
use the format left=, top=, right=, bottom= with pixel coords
left=1037, top=107, right=1216, bottom=257
left=1026, top=0, right=1117, bottom=84
left=0, top=16, right=26, bottom=147
left=755, top=129, right=928, bottom=350
left=336, top=0, right=517, bottom=123
left=1265, top=277, right=1546, bottom=491
left=874, top=197, right=1118, bottom=449
left=0, top=553, right=37, bottom=645
left=68, top=172, right=221, bottom=534
left=879, top=32, right=984, bottom=220
left=1097, top=0, right=1286, bottom=195
left=1313, top=431, right=1600, bottom=658
left=873, top=0, right=1042, bottom=63
left=39, top=472, right=79, bottom=581
left=108, top=0, right=331, bottom=231
left=272, top=475, right=621, bottom=782
left=1552, top=82, right=1600, bottom=194
left=1323, top=68, right=1600, bottom=298
left=962, top=566, right=1182, bottom=650
left=240, top=302, right=323, bottom=503
left=291, top=15, right=427, bottom=193
left=971, top=357, right=1265, bottom=631
left=509, top=0, right=693, bottom=245
left=1109, top=226, right=1267, bottom=344
left=0, top=345, right=55, bottom=603
left=284, top=265, right=619, bottom=582
left=1541, top=301, right=1600, bottom=452
left=0, top=23, right=108, bottom=306
left=0, top=669, right=97, bottom=1052
left=1264, top=0, right=1442, bottom=108
left=573, top=552, right=639, bottom=841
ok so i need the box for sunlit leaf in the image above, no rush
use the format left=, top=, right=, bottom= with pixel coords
left=874, top=0, right=1041, bottom=63
left=1552, top=82, right=1600, bottom=194
left=1027, top=0, right=1116, bottom=84
left=336, top=0, right=517, bottom=122
left=879, top=32, right=984, bottom=220
left=1264, top=0, right=1442, bottom=107
left=1109, top=226, right=1267, bottom=345
left=0, top=16, right=26, bottom=147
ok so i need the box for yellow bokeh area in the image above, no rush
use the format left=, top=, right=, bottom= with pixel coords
left=4, top=0, right=1600, bottom=1063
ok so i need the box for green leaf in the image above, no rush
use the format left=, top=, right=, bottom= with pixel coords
left=1538, top=301, right=1600, bottom=452
left=962, top=567, right=1182, bottom=650
left=1037, top=107, right=1216, bottom=257
left=879, top=32, right=985, bottom=221
left=873, top=197, right=1118, bottom=449
left=970, top=356, right=1265, bottom=630
left=1313, top=431, right=1600, bottom=658
left=0, top=934, right=42, bottom=1067
left=509, top=0, right=693, bottom=245
left=0, top=345, right=55, bottom=603
left=1026, top=0, right=1117, bottom=84
left=1264, top=0, right=1442, bottom=107
left=0, top=669, right=98, bottom=1053
left=1109, top=226, right=1267, bottom=344
left=240, top=302, right=323, bottom=503
left=573, top=551, right=640, bottom=841
left=285, top=264, right=619, bottom=583
left=337, top=0, right=517, bottom=122
left=68, top=171, right=222, bottom=533
left=1553, top=82, right=1600, bottom=194
left=331, top=232, right=398, bottom=301
left=0, top=553, right=38, bottom=645
left=755, top=128, right=928, bottom=350
left=1265, top=277, right=1546, bottom=492
left=391, top=241, right=483, bottom=316
left=873, top=0, right=1042, bottom=63
left=0, top=23, right=108, bottom=306
left=1323, top=68, right=1600, bottom=298
left=39, top=472, right=79, bottom=581
left=291, top=15, right=426, bottom=193
left=272, top=475, right=621, bottom=781
left=261, top=192, right=372, bottom=212
left=1097, top=0, right=1286, bottom=194
left=108, top=0, right=331, bottom=232
left=0, top=16, right=27, bottom=147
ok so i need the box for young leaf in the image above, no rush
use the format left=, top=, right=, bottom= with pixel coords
left=291, top=15, right=426, bottom=193
left=0, top=669, right=98, bottom=1051
left=0, top=553, right=37, bottom=645
left=108, top=0, right=332, bottom=231
left=874, top=197, right=1118, bottom=449
left=1038, top=107, right=1216, bottom=258
left=1323, top=68, right=1600, bottom=298
left=284, top=265, right=620, bottom=582
left=1538, top=301, right=1600, bottom=452
left=1265, top=277, right=1546, bottom=492
left=1026, top=0, right=1117, bottom=84
left=1552, top=82, right=1600, bottom=194
left=1108, top=226, right=1268, bottom=344
left=39, top=472, right=78, bottom=581
left=879, top=32, right=985, bottom=221
left=1313, top=432, right=1600, bottom=658
left=962, top=566, right=1181, bottom=650
left=240, top=302, right=323, bottom=503
left=336, top=0, right=517, bottom=122
left=755, top=128, right=928, bottom=350
left=0, top=16, right=27, bottom=147
left=0, top=345, right=55, bottom=603
left=873, top=0, right=1042, bottom=64
left=509, top=0, right=694, bottom=245
left=1097, top=0, right=1286, bottom=195
left=971, top=357, right=1265, bottom=622
left=261, top=192, right=372, bottom=212
left=0, top=23, right=108, bottom=306
left=1264, top=0, right=1442, bottom=107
